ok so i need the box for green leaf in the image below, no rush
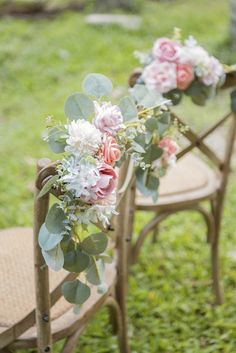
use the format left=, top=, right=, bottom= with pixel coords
left=38, top=175, right=59, bottom=199
left=231, top=90, right=236, bottom=113
left=82, top=73, right=113, bottom=98
left=145, top=117, right=158, bottom=133
left=97, top=283, right=108, bottom=294
left=64, top=93, right=94, bottom=120
left=144, top=145, right=163, bottom=165
left=131, top=84, right=167, bottom=108
left=42, top=244, right=64, bottom=271
left=64, top=249, right=90, bottom=273
left=157, top=112, right=171, bottom=136
left=163, top=89, right=182, bottom=106
left=132, top=141, right=146, bottom=153
left=39, top=223, right=63, bottom=251
left=86, top=258, right=103, bottom=285
left=45, top=203, right=66, bottom=234
left=136, top=167, right=159, bottom=200
left=47, top=126, right=67, bottom=154
left=118, top=96, right=138, bottom=121
left=62, top=279, right=91, bottom=305
left=82, top=233, right=108, bottom=255
left=185, top=81, right=214, bottom=106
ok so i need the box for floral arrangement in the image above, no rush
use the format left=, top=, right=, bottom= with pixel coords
left=135, top=29, right=226, bottom=106
left=38, top=73, right=178, bottom=311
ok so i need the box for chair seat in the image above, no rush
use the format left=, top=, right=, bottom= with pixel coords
left=136, top=154, right=220, bottom=210
left=0, top=228, right=116, bottom=349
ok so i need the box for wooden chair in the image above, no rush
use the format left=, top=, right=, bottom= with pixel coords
left=0, top=158, right=132, bottom=353
left=128, top=72, right=236, bottom=305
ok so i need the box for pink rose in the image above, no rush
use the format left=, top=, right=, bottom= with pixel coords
left=102, top=134, right=121, bottom=166
left=94, top=163, right=117, bottom=200
left=153, top=38, right=180, bottom=62
left=94, top=101, right=124, bottom=135
left=176, top=64, right=194, bottom=90
left=159, top=137, right=179, bottom=156
left=143, top=61, right=177, bottom=93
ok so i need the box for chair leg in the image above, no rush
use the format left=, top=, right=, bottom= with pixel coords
left=211, top=220, right=224, bottom=305
left=61, top=328, right=84, bottom=353
left=106, top=297, right=130, bottom=353
left=152, top=223, right=159, bottom=244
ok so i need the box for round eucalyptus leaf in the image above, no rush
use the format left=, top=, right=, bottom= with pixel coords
left=97, top=283, right=108, bottom=294
left=118, top=96, right=138, bottom=121
left=62, top=279, right=91, bottom=305
left=42, top=244, right=64, bottom=271
left=47, top=126, right=67, bottom=154
left=144, top=145, right=163, bottom=165
left=86, top=258, right=104, bottom=285
left=39, top=223, right=63, bottom=251
left=81, top=233, right=108, bottom=255
left=45, top=203, right=66, bottom=234
left=82, top=73, right=113, bottom=98
left=64, top=93, right=94, bottom=121
left=64, top=249, right=90, bottom=273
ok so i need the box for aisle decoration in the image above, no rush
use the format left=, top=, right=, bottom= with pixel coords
left=135, top=29, right=225, bottom=106
left=38, top=73, right=178, bottom=310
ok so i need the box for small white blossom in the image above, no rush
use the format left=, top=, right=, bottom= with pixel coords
left=65, top=119, right=102, bottom=156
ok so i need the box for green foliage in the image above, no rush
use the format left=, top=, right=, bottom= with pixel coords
left=118, top=96, right=138, bottom=121
left=62, top=279, right=91, bottom=305
left=46, top=126, right=67, bottom=154
left=131, top=84, right=166, bottom=108
left=82, top=233, right=108, bottom=255
left=45, top=203, right=66, bottom=234
left=39, top=223, right=64, bottom=251
left=38, top=175, right=59, bottom=198
left=42, top=244, right=64, bottom=271
left=64, top=92, right=94, bottom=120
left=82, top=73, right=113, bottom=98
left=64, top=248, right=90, bottom=273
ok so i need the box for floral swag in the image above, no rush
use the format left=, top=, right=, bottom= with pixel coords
left=38, top=73, right=178, bottom=312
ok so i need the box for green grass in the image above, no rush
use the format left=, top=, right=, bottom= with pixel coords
left=1, top=0, right=236, bottom=352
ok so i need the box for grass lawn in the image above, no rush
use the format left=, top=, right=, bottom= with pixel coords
left=1, top=0, right=236, bottom=352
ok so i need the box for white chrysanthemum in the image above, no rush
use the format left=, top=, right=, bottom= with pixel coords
left=65, top=119, right=102, bottom=156
left=59, top=157, right=101, bottom=201
left=77, top=204, right=117, bottom=227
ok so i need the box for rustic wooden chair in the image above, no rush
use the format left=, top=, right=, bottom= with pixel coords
left=128, top=71, right=236, bottom=305
left=0, top=158, right=132, bottom=353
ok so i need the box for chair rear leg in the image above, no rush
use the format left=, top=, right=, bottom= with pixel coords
left=61, top=328, right=84, bottom=353
left=211, top=221, right=224, bottom=305
left=152, top=223, right=159, bottom=244
left=106, top=297, right=130, bottom=353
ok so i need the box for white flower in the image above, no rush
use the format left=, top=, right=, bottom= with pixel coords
left=77, top=204, right=117, bottom=227
left=199, top=56, right=225, bottom=86
left=179, top=45, right=209, bottom=67
left=65, top=119, right=102, bottom=156
left=59, top=157, right=101, bottom=202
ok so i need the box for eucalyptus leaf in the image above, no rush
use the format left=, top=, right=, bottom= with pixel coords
left=42, top=244, right=64, bottom=271
left=118, top=96, right=138, bottom=121
left=64, top=93, right=94, bottom=120
left=164, top=89, right=182, bottom=106
left=81, top=233, right=108, bottom=255
left=231, top=90, right=236, bottom=113
left=39, top=223, right=63, bottom=251
left=131, top=84, right=167, bottom=108
left=45, top=203, right=66, bottom=234
left=38, top=175, right=59, bottom=199
left=97, top=283, right=108, bottom=294
left=82, top=73, right=113, bottom=98
left=47, top=126, right=67, bottom=154
left=136, top=167, right=159, bottom=200
left=144, top=145, right=163, bottom=165
left=64, top=249, right=90, bottom=273
left=132, top=141, right=146, bottom=153
left=86, top=258, right=103, bottom=285
left=62, top=279, right=91, bottom=305
left=157, top=112, right=171, bottom=136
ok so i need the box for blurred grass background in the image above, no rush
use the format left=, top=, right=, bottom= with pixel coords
left=1, top=0, right=236, bottom=352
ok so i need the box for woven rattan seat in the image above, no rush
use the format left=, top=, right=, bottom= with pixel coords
left=0, top=227, right=117, bottom=349
left=136, top=154, right=220, bottom=210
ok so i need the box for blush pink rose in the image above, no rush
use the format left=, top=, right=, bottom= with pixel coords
left=94, top=101, right=124, bottom=135
left=102, top=134, right=121, bottom=166
left=153, top=38, right=180, bottom=62
left=176, top=64, right=194, bottom=90
left=143, top=61, right=177, bottom=93
left=94, top=163, right=117, bottom=200
left=159, top=137, right=179, bottom=156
